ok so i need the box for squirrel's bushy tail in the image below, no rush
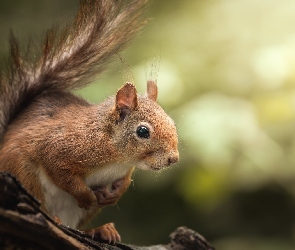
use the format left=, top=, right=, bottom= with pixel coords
left=0, top=0, right=148, bottom=139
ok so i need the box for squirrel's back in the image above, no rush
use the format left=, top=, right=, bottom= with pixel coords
left=0, top=0, right=148, bottom=141
left=0, top=0, right=180, bottom=240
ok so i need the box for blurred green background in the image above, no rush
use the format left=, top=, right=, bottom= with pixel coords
left=1, top=0, right=295, bottom=249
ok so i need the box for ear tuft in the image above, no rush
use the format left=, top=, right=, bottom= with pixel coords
left=146, top=80, right=158, bottom=102
left=115, top=82, right=138, bottom=120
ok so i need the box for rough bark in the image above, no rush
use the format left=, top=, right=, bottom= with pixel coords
left=0, top=172, right=214, bottom=250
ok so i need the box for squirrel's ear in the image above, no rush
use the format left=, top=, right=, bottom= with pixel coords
left=146, top=80, right=158, bottom=102
left=115, top=82, right=138, bottom=119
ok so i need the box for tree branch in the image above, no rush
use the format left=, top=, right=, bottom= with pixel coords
left=0, top=172, right=214, bottom=250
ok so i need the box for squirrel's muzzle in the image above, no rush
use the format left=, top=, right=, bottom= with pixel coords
left=168, top=153, right=179, bottom=166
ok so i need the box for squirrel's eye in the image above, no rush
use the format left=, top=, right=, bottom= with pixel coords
left=136, top=126, right=150, bottom=139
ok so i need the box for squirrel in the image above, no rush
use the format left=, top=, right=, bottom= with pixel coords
left=0, top=0, right=179, bottom=243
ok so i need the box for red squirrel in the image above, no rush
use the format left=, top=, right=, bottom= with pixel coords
left=0, top=0, right=179, bottom=243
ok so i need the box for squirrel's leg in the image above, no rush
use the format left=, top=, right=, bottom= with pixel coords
left=84, top=222, right=121, bottom=243
left=80, top=168, right=134, bottom=243
left=91, top=167, right=134, bottom=207
left=41, top=165, right=97, bottom=210
left=69, top=177, right=97, bottom=209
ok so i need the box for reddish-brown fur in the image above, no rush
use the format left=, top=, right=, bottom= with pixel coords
left=0, top=0, right=179, bottom=242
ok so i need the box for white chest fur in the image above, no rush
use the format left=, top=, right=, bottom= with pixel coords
left=39, top=163, right=133, bottom=228
left=85, top=162, right=132, bottom=187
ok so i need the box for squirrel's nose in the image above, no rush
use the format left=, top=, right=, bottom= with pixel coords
left=168, top=152, right=179, bottom=165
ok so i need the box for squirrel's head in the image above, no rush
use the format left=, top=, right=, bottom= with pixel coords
left=110, top=81, right=179, bottom=171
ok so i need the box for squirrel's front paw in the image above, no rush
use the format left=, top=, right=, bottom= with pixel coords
left=91, top=185, right=123, bottom=207
left=91, top=185, right=116, bottom=207
left=91, top=177, right=130, bottom=207
left=76, top=190, right=97, bottom=210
